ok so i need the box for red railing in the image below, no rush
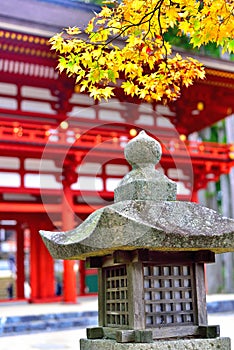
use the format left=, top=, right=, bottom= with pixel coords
left=0, top=120, right=233, bottom=161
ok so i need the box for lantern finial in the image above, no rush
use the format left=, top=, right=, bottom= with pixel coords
left=124, top=130, right=162, bottom=169
left=114, top=130, right=177, bottom=202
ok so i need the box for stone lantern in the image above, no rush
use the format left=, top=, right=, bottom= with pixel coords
left=40, top=131, right=234, bottom=350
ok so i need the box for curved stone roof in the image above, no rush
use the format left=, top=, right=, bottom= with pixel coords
left=40, top=131, right=234, bottom=260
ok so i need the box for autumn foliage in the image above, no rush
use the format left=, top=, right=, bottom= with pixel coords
left=50, top=0, right=234, bottom=102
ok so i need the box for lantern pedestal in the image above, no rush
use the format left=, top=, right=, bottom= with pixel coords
left=80, top=338, right=231, bottom=350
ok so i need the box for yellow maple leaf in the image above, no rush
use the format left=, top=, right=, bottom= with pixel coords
left=121, top=81, right=139, bottom=96
left=66, top=27, right=81, bottom=35
left=89, top=86, right=102, bottom=101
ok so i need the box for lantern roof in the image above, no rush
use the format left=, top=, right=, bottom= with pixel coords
left=40, top=131, right=234, bottom=259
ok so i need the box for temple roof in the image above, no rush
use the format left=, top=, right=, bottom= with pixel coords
left=0, top=0, right=100, bottom=36
left=40, top=131, right=234, bottom=259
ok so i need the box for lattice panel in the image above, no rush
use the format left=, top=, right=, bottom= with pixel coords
left=143, top=264, right=196, bottom=327
left=104, top=265, right=129, bottom=327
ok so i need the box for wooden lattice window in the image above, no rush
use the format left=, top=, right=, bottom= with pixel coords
left=143, top=264, right=196, bottom=328
left=104, top=265, right=129, bottom=327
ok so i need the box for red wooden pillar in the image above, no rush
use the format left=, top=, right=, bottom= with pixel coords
left=29, top=217, right=55, bottom=302
left=16, top=224, right=25, bottom=299
left=62, top=176, right=77, bottom=303
left=191, top=188, right=198, bottom=203
left=30, top=224, right=38, bottom=301
left=79, top=260, right=86, bottom=296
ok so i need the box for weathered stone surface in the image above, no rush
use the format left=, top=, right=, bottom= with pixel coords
left=114, top=131, right=177, bottom=202
left=40, top=199, right=234, bottom=260
left=80, top=338, right=231, bottom=350
left=40, top=130, right=234, bottom=260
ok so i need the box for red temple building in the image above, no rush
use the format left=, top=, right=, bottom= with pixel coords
left=0, top=0, right=234, bottom=302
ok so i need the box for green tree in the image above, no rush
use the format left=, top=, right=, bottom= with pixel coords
left=77, top=0, right=104, bottom=5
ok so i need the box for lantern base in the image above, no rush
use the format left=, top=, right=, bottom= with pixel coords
left=80, top=337, right=231, bottom=350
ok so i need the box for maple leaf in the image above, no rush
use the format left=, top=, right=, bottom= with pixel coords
left=99, top=6, right=112, bottom=17
left=100, top=87, right=115, bottom=100
left=89, top=87, right=102, bottom=101
left=80, top=80, right=90, bottom=92
left=179, top=21, right=191, bottom=35
left=121, top=81, right=139, bottom=96
left=66, top=27, right=81, bottom=35
left=228, top=40, right=234, bottom=53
